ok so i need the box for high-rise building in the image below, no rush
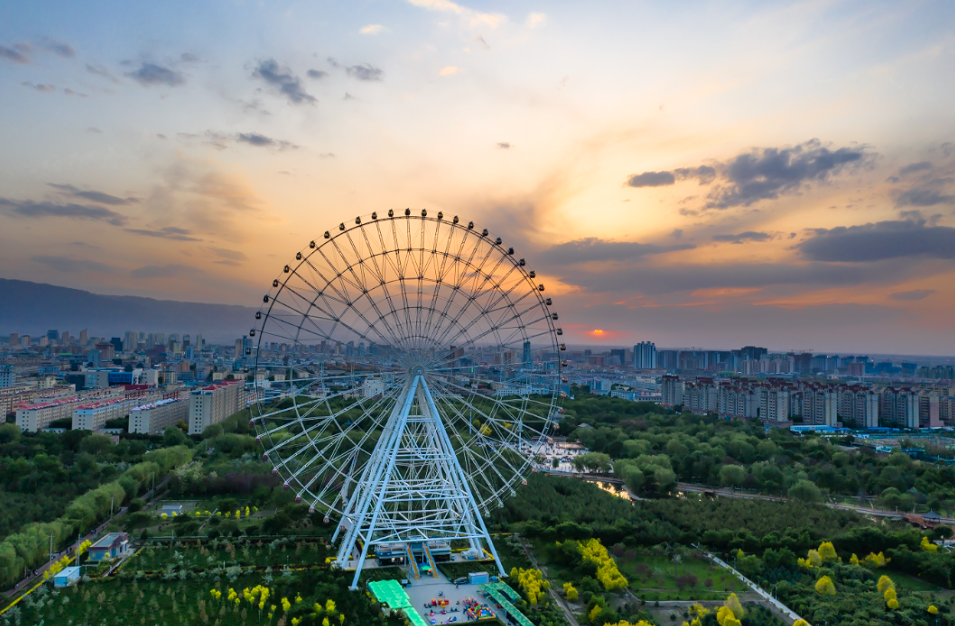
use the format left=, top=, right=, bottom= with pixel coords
left=0, top=366, right=15, bottom=389
left=79, top=329, right=88, bottom=345
left=633, top=342, right=657, bottom=369
left=188, top=379, right=246, bottom=435
left=130, top=397, right=189, bottom=434
left=8, top=333, right=18, bottom=346
left=661, top=374, right=684, bottom=407
left=124, top=331, right=137, bottom=352
left=523, top=341, right=532, bottom=367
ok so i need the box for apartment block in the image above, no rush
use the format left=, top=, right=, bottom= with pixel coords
left=130, top=397, right=189, bottom=434
left=879, top=387, right=920, bottom=429
left=684, top=378, right=718, bottom=414
left=838, top=385, right=880, bottom=429
left=188, top=379, right=246, bottom=435
left=660, top=375, right=684, bottom=407
left=72, top=398, right=134, bottom=431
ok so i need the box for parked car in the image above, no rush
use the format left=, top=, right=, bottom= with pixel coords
left=453, top=577, right=468, bottom=585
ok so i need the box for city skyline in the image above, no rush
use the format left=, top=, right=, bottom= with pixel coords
left=2, top=1, right=955, bottom=353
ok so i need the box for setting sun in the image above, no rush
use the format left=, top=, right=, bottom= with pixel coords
left=594, top=329, right=603, bottom=334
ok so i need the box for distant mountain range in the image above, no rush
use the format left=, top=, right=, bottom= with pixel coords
left=0, top=279, right=258, bottom=343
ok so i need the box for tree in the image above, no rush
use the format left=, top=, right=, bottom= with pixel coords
left=719, top=465, right=746, bottom=488
left=788, top=480, right=823, bottom=503
left=572, top=452, right=612, bottom=473
left=814, top=575, right=836, bottom=595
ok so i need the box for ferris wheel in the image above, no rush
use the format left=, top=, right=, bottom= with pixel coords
left=249, top=210, right=564, bottom=587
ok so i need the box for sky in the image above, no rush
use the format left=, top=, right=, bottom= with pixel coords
left=1, top=0, right=954, bottom=354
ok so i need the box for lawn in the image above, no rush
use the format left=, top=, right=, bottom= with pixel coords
left=617, top=550, right=745, bottom=601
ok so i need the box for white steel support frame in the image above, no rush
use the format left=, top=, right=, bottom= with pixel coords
left=335, top=373, right=505, bottom=589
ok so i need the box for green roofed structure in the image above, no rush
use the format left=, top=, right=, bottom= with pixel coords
left=367, top=580, right=430, bottom=626
left=367, top=579, right=412, bottom=610
left=481, top=585, right=534, bottom=626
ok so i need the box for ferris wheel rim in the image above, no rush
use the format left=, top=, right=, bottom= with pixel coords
left=250, top=212, right=563, bottom=517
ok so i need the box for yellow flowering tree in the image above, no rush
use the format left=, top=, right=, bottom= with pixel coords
left=578, top=538, right=628, bottom=590
left=929, top=605, right=939, bottom=615
left=865, top=552, right=889, bottom=567
left=817, top=541, right=838, bottom=562
left=716, top=606, right=741, bottom=626
left=513, top=568, right=547, bottom=604
left=815, top=576, right=836, bottom=596
left=920, top=536, right=938, bottom=553
left=563, top=581, right=578, bottom=601
left=877, top=575, right=895, bottom=593
left=849, top=553, right=860, bottom=565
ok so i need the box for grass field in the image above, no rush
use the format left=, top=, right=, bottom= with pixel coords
left=619, top=552, right=745, bottom=601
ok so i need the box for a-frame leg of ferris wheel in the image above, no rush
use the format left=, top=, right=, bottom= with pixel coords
left=332, top=374, right=505, bottom=589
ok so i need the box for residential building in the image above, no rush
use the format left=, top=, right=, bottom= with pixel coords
left=661, top=375, right=684, bottom=407
left=0, top=365, right=14, bottom=389
left=130, top=397, right=189, bottom=434
left=918, top=391, right=941, bottom=429
left=684, top=378, right=718, bottom=414
left=838, top=385, right=880, bottom=429
left=880, top=387, right=920, bottom=429
left=633, top=342, right=657, bottom=369
left=188, top=379, right=246, bottom=435
left=73, top=397, right=134, bottom=431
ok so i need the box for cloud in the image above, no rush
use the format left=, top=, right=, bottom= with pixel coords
left=557, top=259, right=908, bottom=296
left=894, top=187, right=955, bottom=207
left=207, top=247, right=248, bottom=261
left=180, top=131, right=299, bottom=152
left=673, top=166, right=717, bottom=184
left=625, top=171, right=675, bottom=187
left=705, top=139, right=869, bottom=209
left=253, top=58, right=315, bottom=104
left=899, top=161, right=933, bottom=176
left=86, top=63, right=120, bottom=83
left=496, top=142, right=511, bottom=149
left=0, top=45, right=30, bottom=64
left=440, top=66, right=459, bottom=76
left=40, top=39, right=75, bottom=58
left=540, top=237, right=695, bottom=265
left=139, top=157, right=269, bottom=243
left=889, top=289, right=935, bottom=301
left=476, top=36, right=490, bottom=50
left=0, top=198, right=127, bottom=226
left=526, top=12, right=546, bottom=28
left=124, top=226, right=202, bottom=241
left=360, top=24, right=386, bottom=35
left=306, top=69, right=328, bottom=80
left=31, top=255, right=113, bottom=274
left=130, top=264, right=201, bottom=279
left=180, top=52, right=199, bottom=63
left=407, top=0, right=506, bottom=28
left=127, top=62, right=185, bottom=87
left=22, top=82, right=56, bottom=93
left=63, top=88, right=88, bottom=97
left=712, top=231, right=772, bottom=244
left=87, top=127, right=102, bottom=134
left=49, top=183, right=138, bottom=206
left=798, top=219, right=955, bottom=262
left=235, top=132, right=298, bottom=151
left=67, top=241, right=101, bottom=249
left=346, top=63, right=384, bottom=81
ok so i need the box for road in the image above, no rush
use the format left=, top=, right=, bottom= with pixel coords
left=542, top=470, right=955, bottom=526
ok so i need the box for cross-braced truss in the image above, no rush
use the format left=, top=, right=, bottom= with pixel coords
left=250, top=212, right=564, bottom=587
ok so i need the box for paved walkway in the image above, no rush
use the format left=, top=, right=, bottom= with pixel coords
left=702, top=551, right=806, bottom=626
left=516, top=535, right=580, bottom=626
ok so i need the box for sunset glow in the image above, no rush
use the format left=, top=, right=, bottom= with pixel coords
left=1, top=1, right=953, bottom=353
